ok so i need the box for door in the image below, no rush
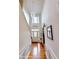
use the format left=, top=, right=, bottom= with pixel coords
left=42, top=27, right=45, bottom=44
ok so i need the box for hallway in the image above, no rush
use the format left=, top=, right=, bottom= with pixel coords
left=28, top=43, right=46, bottom=59
left=19, top=0, right=59, bottom=59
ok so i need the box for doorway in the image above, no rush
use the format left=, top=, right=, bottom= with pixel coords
left=31, top=29, right=41, bottom=43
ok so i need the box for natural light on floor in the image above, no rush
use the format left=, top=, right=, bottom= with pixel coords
left=33, top=47, right=38, bottom=56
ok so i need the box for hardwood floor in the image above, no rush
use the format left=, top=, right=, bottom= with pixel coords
left=28, top=43, right=47, bottom=59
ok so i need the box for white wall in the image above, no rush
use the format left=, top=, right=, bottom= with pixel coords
left=19, top=3, right=31, bottom=53
left=42, top=0, right=59, bottom=58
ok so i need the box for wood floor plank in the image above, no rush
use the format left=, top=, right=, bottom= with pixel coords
left=28, top=43, right=47, bottom=59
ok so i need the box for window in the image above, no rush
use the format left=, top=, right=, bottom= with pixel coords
left=31, top=29, right=40, bottom=38
left=32, top=31, right=38, bottom=38
left=32, top=16, right=39, bottom=23
left=34, top=32, right=37, bottom=37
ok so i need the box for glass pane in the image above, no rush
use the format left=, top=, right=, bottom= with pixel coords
left=32, top=16, right=39, bottom=23
left=34, top=32, right=37, bottom=37
left=38, top=32, right=39, bottom=37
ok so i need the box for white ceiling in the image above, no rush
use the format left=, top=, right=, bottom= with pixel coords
left=23, top=0, right=44, bottom=16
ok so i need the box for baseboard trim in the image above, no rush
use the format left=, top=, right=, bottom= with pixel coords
left=45, top=44, right=58, bottom=59
left=19, top=46, right=26, bottom=56
left=26, top=49, right=31, bottom=59
left=19, top=45, right=31, bottom=59
left=49, top=47, right=58, bottom=59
